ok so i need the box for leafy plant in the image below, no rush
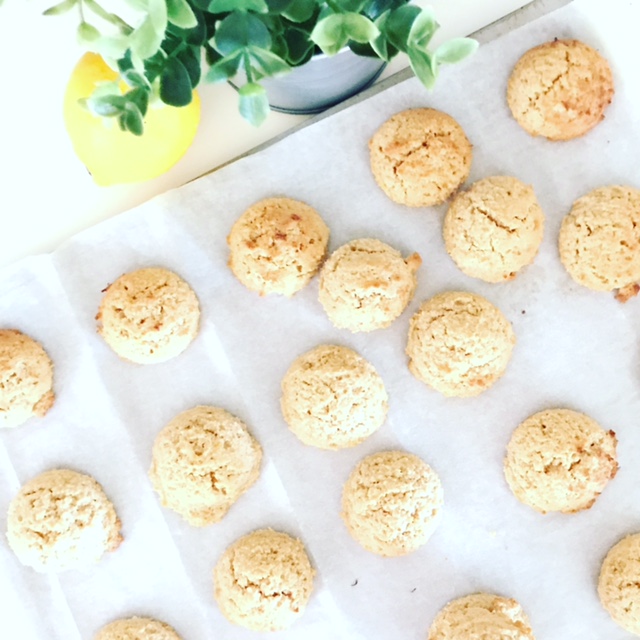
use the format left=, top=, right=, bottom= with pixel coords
left=43, top=0, right=477, bottom=132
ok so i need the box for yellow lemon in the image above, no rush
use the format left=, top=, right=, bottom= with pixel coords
left=63, top=52, right=200, bottom=186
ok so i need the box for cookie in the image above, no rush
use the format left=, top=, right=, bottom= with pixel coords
left=504, top=409, right=618, bottom=514
left=507, top=39, right=614, bottom=140
left=227, top=197, right=330, bottom=296
left=598, top=533, right=640, bottom=635
left=558, top=185, right=640, bottom=292
left=443, top=176, right=545, bottom=283
left=6, top=469, right=122, bottom=572
left=369, top=108, right=472, bottom=207
left=213, top=528, right=315, bottom=632
left=428, top=593, right=536, bottom=639
left=318, top=238, right=421, bottom=332
left=95, top=617, right=182, bottom=640
left=149, top=406, right=262, bottom=526
left=341, top=451, right=443, bottom=557
left=97, top=267, right=200, bottom=364
left=280, top=344, right=388, bottom=450
left=406, top=291, right=515, bottom=397
left=0, top=329, right=55, bottom=429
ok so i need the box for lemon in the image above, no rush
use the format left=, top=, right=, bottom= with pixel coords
left=63, top=52, right=201, bottom=186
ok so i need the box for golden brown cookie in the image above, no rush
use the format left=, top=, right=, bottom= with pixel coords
left=428, top=593, right=536, bottom=639
left=149, top=406, right=262, bottom=526
left=6, top=469, right=122, bottom=572
left=507, top=39, right=614, bottom=140
left=341, top=451, right=443, bottom=557
left=369, top=108, right=472, bottom=207
left=213, top=529, right=315, bottom=632
left=406, top=291, right=515, bottom=397
left=227, top=197, right=330, bottom=296
left=318, top=238, right=421, bottom=332
left=558, top=185, right=640, bottom=292
left=504, top=409, right=618, bottom=514
left=0, top=329, right=55, bottom=429
left=97, top=267, right=200, bottom=364
left=598, top=533, right=640, bottom=635
left=443, top=176, right=545, bottom=282
left=280, top=344, right=388, bottom=449
left=95, top=617, right=182, bottom=640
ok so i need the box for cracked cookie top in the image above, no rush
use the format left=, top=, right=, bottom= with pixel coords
left=368, top=108, right=472, bottom=207
left=598, top=533, right=640, bottom=635
left=428, top=593, right=536, bottom=640
left=558, top=185, right=640, bottom=293
left=213, top=528, right=315, bottom=632
left=504, top=408, right=618, bottom=514
left=227, top=197, right=330, bottom=297
left=341, top=450, right=443, bottom=557
left=443, top=176, right=545, bottom=283
left=406, top=291, right=515, bottom=397
left=95, top=617, right=183, bottom=640
left=280, top=344, right=389, bottom=450
left=149, top=405, right=262, bottom=526
left=0, top=329, right=55, bottom=429
left=97, top=267, right=200, bottom=364
left=507, top=38, right=614, bottom=141
left=6, top=468, right=122, bottom=572
left=318, top=238, right=421, bottom=333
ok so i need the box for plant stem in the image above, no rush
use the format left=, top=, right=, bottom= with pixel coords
left=243, top=51, right=253, bottom=83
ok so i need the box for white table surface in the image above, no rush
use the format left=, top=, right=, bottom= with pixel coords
left=0, top=0, right=532, bottom=269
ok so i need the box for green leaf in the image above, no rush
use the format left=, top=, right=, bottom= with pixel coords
left=282, top=27, right=314, bottom=65
left=126, top=86, right=150, bottom=115
left=77, top=21, right=101, bottom=47
left=123, top=0, right=147, bottom=10
left=91, top=81, right=121, bottom=99
left=84, top=0, right=132, bottom=32
left=43, top=0, right=76, bottom=17
left=362, top=0, right=404, bottom=21
left=87, top=93, right=127, bottom=117
left=335, top=0, right=366, bottom=13
left=167, top=0, right=198, bottom=28
left=249, top=47, right=290, bottom=80
left=122, top=102, right=144, bottom=135
left=160, top=56, right=193, bottom=105
left=204, top=51, right=243, bottom=83
left=434, top=37, right=478, bottom=64
left=121, top=69, right=149, bottom=88
left=131, top=15, right=164, bottom=59
left=212, top=13, right=271, bottom=55
left=370, top=11, right=391, bottom=60
left=238, top=82, right=270, bottom=127
left=407, top=7, right=438, bottom=49
left=311, top=14, right=378, bottom=56
left=282, top=0, right=316, bottom=23
left=167, top=6, right=207, bottom=45
left=383, top=4, right=419, bottom=53
left=177, top=47, right=202, bottom=87
left=208, top=0, right=269, bottom=12
left=144, top=48, right=169, bottom=82
left=147, top=0, right=168, bottom=31
left=408, top=46, right=437, bottom=89
left=265, top=0, right=293, bottom=14
left=94, top=34, right=130, bottom=59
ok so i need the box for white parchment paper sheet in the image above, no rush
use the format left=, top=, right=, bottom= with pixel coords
left=2, top=0, right=640, bottom=638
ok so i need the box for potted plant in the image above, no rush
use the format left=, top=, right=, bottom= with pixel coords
left=43, top=0, right=477, bottom=131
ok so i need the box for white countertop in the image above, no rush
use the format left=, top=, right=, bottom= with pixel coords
left=1, top=0, right=531, bottom=269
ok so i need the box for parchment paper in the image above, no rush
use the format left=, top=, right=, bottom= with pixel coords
left=2, top=0, right=640, bottom=638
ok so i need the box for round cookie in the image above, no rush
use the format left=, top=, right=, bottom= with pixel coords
left=369, top=108, right=472, bottom=207
left=558, top=185, right=640, bottom=292
left=341, top=450, right=443, bottom=557
left=95, top=617, right=182, bottom=640
left=6, top=469, right=122, bottom=572
left=406, top=291, right=515, bottom=397
left=149, top=406, right=262, bottom=526
left=443, top=176, right=545, bottom=283
left=213, top=528, right=315, bottom=632
left=504, top=408, right=618, bottom=514
left=280, top=344, right=389, bottom=450
left=507, top=38, right=614, bottom=140
left=428, top=593, right=536, bottom=640
left=97, top=267, right=200, bottom=364
left=318, top=238, right=421, bottom=333
left=0, top=329, right=55, bottom=429
left=598, top=533, right=640, bottom=635
left=227, top=197, right=330, bottom=297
